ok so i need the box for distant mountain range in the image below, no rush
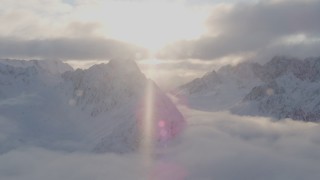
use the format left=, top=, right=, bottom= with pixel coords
left=0, top=59, right=185, bottom=153
left=176, top=56, right=320, bottom=122
left=2, top=55, right=319, bottom=154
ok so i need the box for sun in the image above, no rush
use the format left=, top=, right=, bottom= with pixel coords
left=97, top=1, right=207, bottom=52
left=139, top=59, right=162, bottom=65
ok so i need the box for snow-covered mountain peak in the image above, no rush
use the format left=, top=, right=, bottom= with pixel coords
left=252, top=56, right=320, bottom=82
left=177, top=55, right=320, bottom=122
left=108, top=58, right=141, bottom=75
left=175, top=60, right=261, bottom=111
left=61, top=62, right=146, bottom=118
left=0, top=59, right=73, bottom=75
left=0, top=59, right=74, bottom=98
left=0, top=58, right=185, bottom=154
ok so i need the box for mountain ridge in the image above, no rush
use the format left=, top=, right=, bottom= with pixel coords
left=177, top=56, right=320, bottom=122
left=0, top=59, right=185, bottom=153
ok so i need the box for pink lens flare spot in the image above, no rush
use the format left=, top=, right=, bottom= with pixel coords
left=158, top=120, right=166, bottom=128
left=160, top=129, right=168, bottom=137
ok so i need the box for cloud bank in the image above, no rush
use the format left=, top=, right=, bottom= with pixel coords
left=0, top=37, right=148, bottom=60
left=1, top=109, right=320, bottom=180
left=158, top=0, right=320, bottom=62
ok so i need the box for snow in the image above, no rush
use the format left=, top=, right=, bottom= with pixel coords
left=0, top=59, right=73, bottom=74
left=0, top=59, right=185, bottom=153
left=177, top=56, right=320, bottom=121
left=1, top=57, right=320, bottom=179
left=176, top=61, right=261, bottom=111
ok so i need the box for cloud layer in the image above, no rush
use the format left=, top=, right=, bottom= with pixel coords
left=0, top=0, right=152, bottom=60
left=1, top=0, right=319, bottom=63
left=1, top=109, right=320, bottom=180
left=158, top=0, right=320, bottom=62
left=0, top=37, right=148, bottom=60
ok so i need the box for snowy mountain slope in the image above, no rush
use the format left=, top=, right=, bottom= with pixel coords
left=232, top=57, right=320, bottom=122
left=176, top=61, right=261, bottom=111
left=61, top=59, right=185, bottom=153
left=0, top=60, right=76, bottom=152
left=177, top=56, right=320, bottom=122
left=0, top=59, right=185, bottom=153
left=0, top=59, right=73, bottom=98
left=0, top=59, right=73, bottom=75
left=252, top=56, right=320, bottom=82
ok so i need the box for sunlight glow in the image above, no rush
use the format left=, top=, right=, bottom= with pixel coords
left=139, top=59, right=163, bottom=65
left=97, top=1, right=208, bottom=51
left=276, top=33, right=320, bottom=45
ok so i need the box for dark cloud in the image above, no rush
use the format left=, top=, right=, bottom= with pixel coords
left=0, top=37, right=149, bottom=60
left=251, top=38, right=320, bottom=63
left=65, top=22, right=102, bottom=37
left=158, top=0, right=320, bottom=61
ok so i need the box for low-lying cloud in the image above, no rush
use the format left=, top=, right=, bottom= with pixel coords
left=1, top=108, right=320, bottom=180
left=0, top=37, right=148, bottom=60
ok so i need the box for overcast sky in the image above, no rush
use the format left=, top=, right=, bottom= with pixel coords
left=1, top=0, right=319, bottom=60
left=158, top=0, right=320, bottom=62
left=0, top=0, right=319, bottom=88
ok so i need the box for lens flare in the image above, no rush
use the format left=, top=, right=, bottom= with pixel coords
left=140, top=79, right=155, bottom=168
left=138, top=59, right=158, bottom=178
left=158, top=120, right=166, bottom=128
left=137, top=58, right=187, bottom=179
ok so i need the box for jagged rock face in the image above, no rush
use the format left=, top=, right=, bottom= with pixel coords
left=0, top=59, right=185, bottom=153
left=0, top=59, right=72, bottom=98
left=240, top=57, right=320, bottom=121
left=252, top=56, right=320, bottom=82
left=177, top=56, right=320, bottom=122
left=237, top=72, right=320, bottom=122
left=0, top=59, right=73, bottom=74
left=61, top=59, right=146, bottom=117
left=244, top=81, right=285, bottom=101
